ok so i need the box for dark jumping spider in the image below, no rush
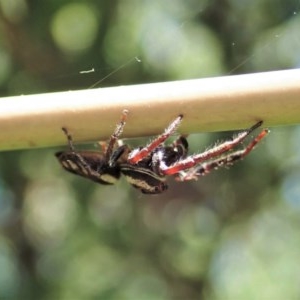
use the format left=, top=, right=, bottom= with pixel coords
left=56, top=110, right=269, bottom=194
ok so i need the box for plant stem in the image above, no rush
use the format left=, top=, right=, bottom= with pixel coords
left=0, top=69, right=299, bottom=151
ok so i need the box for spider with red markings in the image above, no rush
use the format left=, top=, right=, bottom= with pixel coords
left=56, top=110, right=269, bottom=194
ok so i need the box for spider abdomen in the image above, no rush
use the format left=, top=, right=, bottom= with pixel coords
left=56, top=151, right=121, bottom=185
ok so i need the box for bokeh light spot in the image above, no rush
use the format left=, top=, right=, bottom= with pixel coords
left=50, top=3, right=99, bottom=54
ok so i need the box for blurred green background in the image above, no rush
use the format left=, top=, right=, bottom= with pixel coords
left=0, top=0, right=300, bottom=299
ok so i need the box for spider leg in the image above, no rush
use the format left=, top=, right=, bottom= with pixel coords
left=176, top=128, right=269, bottom=181
left=128, top=114, right=183, bottom=164
left=160, top=121, right=267, bottom=176
left=105, top=109, right=128, bottom=165
left=98, top=138, right=124, bottom=153
left=61, top=127, right=95, bottom=175
left=62, top=127, right=75, bottom=151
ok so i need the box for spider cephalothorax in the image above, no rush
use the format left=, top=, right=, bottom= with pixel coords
left=56, top=110, right=269, bottom=194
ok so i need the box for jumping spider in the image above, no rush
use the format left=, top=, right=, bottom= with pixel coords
left=56, top=110, right=269, bottom=194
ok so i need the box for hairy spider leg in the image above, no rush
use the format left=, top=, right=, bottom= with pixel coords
left=159, top=121, right=265, bottom=176
left=62, top=127, right=75, bottom=151
left=98, top=141, right=108, bottom=154
left=98, top=139, right=124, bottom=155
left=128, top=114, right=183, bottom=164
left=105, top=109, right=128, bottom=165
left=61, top=127, right=95, bottom=176
left=176, top=128, right=269, bottom=181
